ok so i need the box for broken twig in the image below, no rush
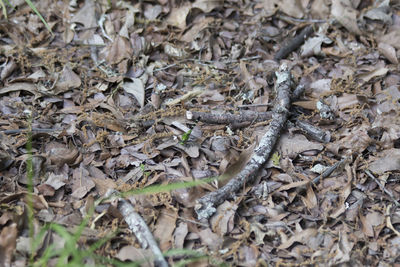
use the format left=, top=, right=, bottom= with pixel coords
left=312, top=158, right=347, bottom=184
left=365, top=170, right=400, bottom=207
left=274, top=25, right=314, bottom=61
left=187, top=110, right=272, bottom=125
left=195, top=63, right=294, bottom=220
left=296, top=120, right=331, bottom=143
left=104, top=189, right=168, bottom=267
left=187, top=84, right=304, bottom=127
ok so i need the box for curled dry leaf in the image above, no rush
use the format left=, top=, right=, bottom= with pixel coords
left=115, top=246, right=153, bottom=266
left=331, top=0, right=361, bottom=35
left=0, top=223, right=17, bottom=267
left=18, top=155, right=47, bottom=186
left=122, top=78, right=145, bottom=108
left=54, top=64, right=81, bottom=94
left=378, top=43, right=398, bottom=64
left=46, top=142, right=80, bottom=167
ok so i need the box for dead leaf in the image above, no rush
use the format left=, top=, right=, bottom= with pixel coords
left=122, top=78, right=145, bottom=108
left=105, top=35, right=133, bottom=65
left=278, top=228, right=318, bottom=249
left=55, top=64, right=82, bottom=94
left=378, top=42, right=398, bottom=64
left=115, top=246, right=153, bottom=266
left=153, top=208, right=177, bottom=251
left=331, top=0, right=361, bottom=35
left=358, top=67, right=388, bottom=82
left=210, top=201, right=237, bottom=236
left=198, top=228, right=222, bottom=250
left=369, top=148, right=400, bottom=175
left=278, top=0, right=304, bottom=18
left=301, top=34, right=332, bottom=57
left=173, top=222, right=188, bottom=249
left=0, top=223, right=17, bottom=267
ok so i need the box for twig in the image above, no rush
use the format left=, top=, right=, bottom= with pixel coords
left=187, top=84, right=304, bottom=127
left=98, top=14, right=113, bottom=42
left=277, top=14, right=326, bottom=24
left=187, top=110, right=272, bottom=125
left=153, top=56, right=262, bottom=72
left=296, top=120, right=331, bottom=143
left=195, top=63, right=294, bottom=220
left=312, top=158, right=347, bottom=184
left=1, top=128, right=61, bottom=135
left=274, top=25, right=314, bottom=61
left=104, top=189, right=168, bottom=267
left=365, top=170, right=400, bottom=207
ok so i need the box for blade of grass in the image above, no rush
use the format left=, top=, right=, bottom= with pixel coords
left=0, top=0, right=7, bottom=19
left=24, top=0, right=53, bottom=34
left=26, top=116, right=36, bottom=265
left=119, top=176, right=218, bottom=198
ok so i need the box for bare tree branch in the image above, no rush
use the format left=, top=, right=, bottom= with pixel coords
left=195, top=63, right=296, bottom=220
left=104, top=189, right=168, bottom=267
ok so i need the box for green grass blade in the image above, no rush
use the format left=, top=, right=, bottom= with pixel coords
left=120, top=176, right=218, bottom=198
left=0, top=0, right=7, bottom=19
left=24, top=0, right=53, bottom=34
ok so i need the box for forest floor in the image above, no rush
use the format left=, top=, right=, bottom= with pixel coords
left=1, top=0, right=400, bottom=266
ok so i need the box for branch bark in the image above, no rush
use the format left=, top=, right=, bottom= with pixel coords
left=274, top=25, right=314, bottom=61
left=104, top=189, right=168, bottom=267
left=195, top=63, right=296, bottom=220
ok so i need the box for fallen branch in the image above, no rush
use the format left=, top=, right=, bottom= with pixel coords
left=195, top=63, right=295, bottom=220
left=296, top=120, right=331, bottom=143
left=186, top=84, right=304, bottom=128
left=104, top=189, right=168, bottom=267
left=187, top=110, right=272, bottom=125
left=274, top=25, right=314, bottom=61
left=365, top=170, right=400, bottom=207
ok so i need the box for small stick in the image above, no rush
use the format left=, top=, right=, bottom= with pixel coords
left=296, top=120, right=331, bottom=143
left=274, top=25, right=314, bottom=61
left=187, top=110, right=272, bottom=125
left=104, top=189, right=168, bottom=267
left=1, top=128, right=61, bottom=135
left=312, top=158, right=347, bottom=184
left=365, top=170, right=400, bottom=207
left=187, top=84, right=305, bottom=126
left=277, top=14, right=326, bottom=24
left=195, top=63, right=295, bottom=220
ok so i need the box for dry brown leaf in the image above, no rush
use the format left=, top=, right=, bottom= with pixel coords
left=54, top=64, right=82, bottom=94
left=301, top=184, right=317, bottom=210
left=278, top=0, right=304, bottom=18
left=173, top=222, right=188, bottom=249
left=166, top=4, right=191, bottom=29
left=198, top=228, right=222, bottom=250
left=331, top=0, right=361, bottom=35
left=153, top=208, right=178, bottom=251
left=0, top=223, right=17, bottom=267
left=210, top=201, right=237, bottom=236
left=122, top=78, right=145, bottom=108
left=0, top=82, right=41, bottom=98
left=105, top=35, right=133, bottom=65
left=115, top=246, right=153, bottom=266
left=278, top=228, right=318, bottom=249
left=358, top=67, right=388, bottom=82
left=378, top=42, right=398, bottom=64
left=368, top=148, right=400, bottom=175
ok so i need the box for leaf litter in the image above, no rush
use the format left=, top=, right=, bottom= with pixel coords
left=0, top=0, right=400, bottom=266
